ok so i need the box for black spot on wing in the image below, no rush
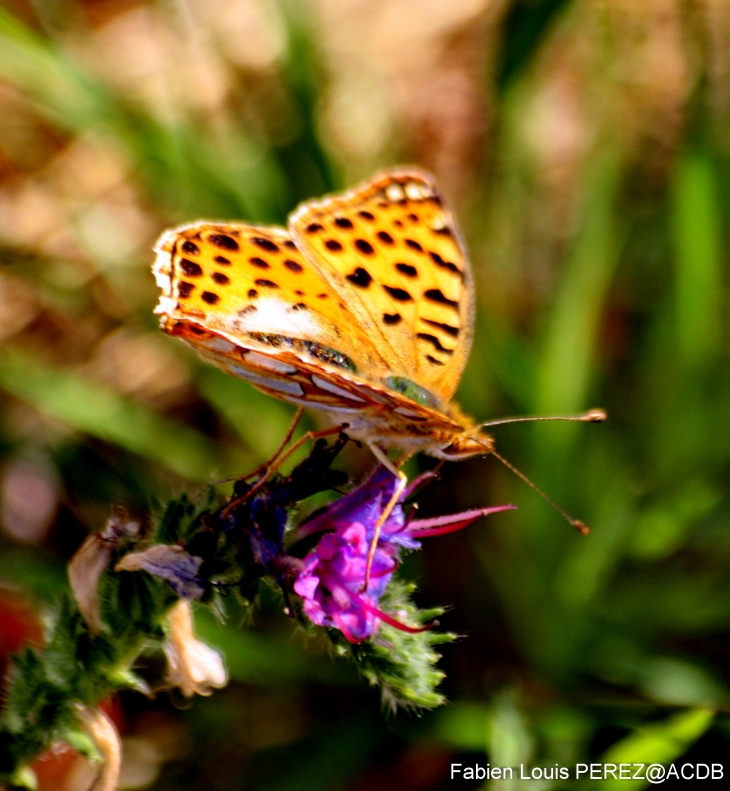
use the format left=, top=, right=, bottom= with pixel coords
left=255, top=279, right=279, bottom=288
left=395, top=263, right=418, bottom=278
left=178, top=281, right=194, bottom=298
left=180, top=258, right=203, bottom=277
left=383, top=285, right=413, bottom=302
left=355, top=239, right=375, bottom=255
left=306, top=223, right=323, bottom=233
left=416, top=333, right=454, bottom=355
left=284, top=259, right=303, bottom=272
left=181, top=240, right=200, bottom=255
left=383, top=313, right=402, bottom=325
left=248, top=289, right=258, bottom=298
left=429, top=251, right=463, bottom=279
left=283, top=240, right=297, bottom=250
left=426, top=354, right=445, bottom=366
left=214, top=255, right=231, bottom=265
left=209, top=234, right=239, bottom=251
left=334, top=217, right=353, bottom=228
left=358, top=211, right=375, bottom=221
left=212, top=272, right=230, bottom=285
left=325, top=239, right=343, bottom=252
left=202, top=291, right=220, bottom=305
left=377, top=231, right=394, bottom=245
left=346, top=267, right=373, bottom=288
left=249, top=257, right=270, bottom=269
left=239, top=305, right=257, bottom=315
left=421, top=318, right=459, bottom=337
left=424, top=289, right=459, bottom=309
left=251, top=236, right=279, bottom=253
left=405, top=239, right=423, bottom=252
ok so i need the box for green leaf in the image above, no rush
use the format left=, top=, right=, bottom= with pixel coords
left=671, top=150, right=723, bottom=366
left=535, top=149, right=624, bottom=423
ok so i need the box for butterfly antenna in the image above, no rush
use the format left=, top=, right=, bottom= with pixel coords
left=479, top=408, right=606, bottom=429
left=473, top=408, right=606, bottom=533
left=485, top=446, right=590, bottom=535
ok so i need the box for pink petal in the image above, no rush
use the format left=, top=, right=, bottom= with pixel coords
left=407, top=505, right=516, bottom=537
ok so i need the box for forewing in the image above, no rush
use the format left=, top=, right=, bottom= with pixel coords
left=289, top=168, right=474, bottom=404
left=153, top=221, right=389, bottom=378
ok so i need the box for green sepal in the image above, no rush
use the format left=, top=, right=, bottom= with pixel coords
left=61, top=727, right=102, bottom=763
left=104, top=668, right=151, bottom=696
left=9, top=765, right=38, bottom=790
left=330, top=578, right=455, bottom=711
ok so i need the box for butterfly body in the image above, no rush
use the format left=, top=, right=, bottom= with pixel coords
left=153, top=169, right=494, bottom=461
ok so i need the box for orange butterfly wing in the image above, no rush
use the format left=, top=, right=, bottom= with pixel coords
left=152, top=218, right=460, bottom=431
left=153, top=221, right=389, bottom=376
left=289, top=168, right=474, bottom=406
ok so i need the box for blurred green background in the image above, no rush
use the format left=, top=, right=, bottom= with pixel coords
left=0, top=0, right=729, bottom=788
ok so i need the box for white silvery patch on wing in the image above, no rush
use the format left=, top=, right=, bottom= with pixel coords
left=227, top=297, right=321, bottom=338
left=286, top=396, right=361, bottom=415
left=394, top=407, right=424, bottom=418
left=204, top=337, right=236, bottom=354
left=246, top=352, right=298, bottom=374
left=228, top=364, right=304, bottom=396
left=311, top=375, right=365, bottom=402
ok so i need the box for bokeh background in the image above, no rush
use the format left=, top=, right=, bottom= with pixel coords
left=0, top=0, right=729, bottom=788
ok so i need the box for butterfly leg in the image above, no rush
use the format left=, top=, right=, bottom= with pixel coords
left=363, top=444, right=408, bottom=591
left=212, top=407, right=305, bottom=485
left=241, top=407, right=305, bottom=482
left=222, top=422, right=347, bottom=518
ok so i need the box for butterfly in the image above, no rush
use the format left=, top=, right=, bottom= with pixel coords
left=153, top=168, right=496, bottom=463
left=153, top=168, right=604, bottom=566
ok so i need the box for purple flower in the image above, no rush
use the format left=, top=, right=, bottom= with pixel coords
left=293, top=466, right=515, bottom=643
left=294, top=520, right=394, bottom=643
